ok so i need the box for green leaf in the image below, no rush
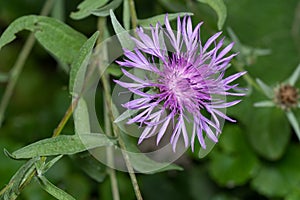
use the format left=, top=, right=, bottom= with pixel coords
left=74, top=98, right=91, bottom=135
left=69, top=31, right=99, bottom=94
left=120, top=133, right=183, bottom=174
left=70, top=152, right=107, bottom=183
left=38, top=176, right=76, bottom=200
left=11, top=134, right=114, bottom=159
left=0, top=15, right=87, bottom=66
left=110, top=9, right=135, bottom=50
left=247, top=108, right=290, bottom=160
left=71, top=0, right=109, bottom=20
left=123, top=0, right=130, bottom=30
left=209, top=126, right=259, bottom=187
left=251, top=145, right=300, bottom=198
left=197, top=0, right=227, bottom=30
left=251, top=166, right=289, bottom=197
left=137, top=12, right=194, bottom=26
left=107, top=64, right=123, bottom=77
left=91, top=0, right=123, bottom=17
left=3, top=157, right=38, bottom=199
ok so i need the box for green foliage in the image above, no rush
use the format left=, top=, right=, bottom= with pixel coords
left=0, top=15, right=87, bottom=67
left=71, top=0, right=109, bottom=20
left=92, top=0, right=123, bottom=17
left=196, top=0, right=227, bottom=30
left=209, top=126, right=259, bottom=187
left=37, top=176, right=76, bottom=200
left=110, top=10, right=135, bottom=50
left=69, top=31, right=99, bottom=94
left=10, top=134, right=114, bottom=159
left=246, top=107, right=291, bottom=160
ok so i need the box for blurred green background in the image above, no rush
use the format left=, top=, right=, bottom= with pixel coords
left=0, top=0, right=300, bottom=199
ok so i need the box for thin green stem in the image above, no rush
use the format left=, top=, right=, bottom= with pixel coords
left=129, top=0, right=138, bottom=30
left=0, top=0, right=55, bottom=127
left=101, top=69, right=143, bottom=200
left=97, top=17, right=120, bottom=200
left=232, top=60, right=263, bottom=93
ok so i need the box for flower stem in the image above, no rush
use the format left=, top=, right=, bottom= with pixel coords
left=97, top=17, right=120, bottom=200
left=232, top=60, right=263, bottom=93
left=0, top=0, right=55, bottom=128
left=129, top=0, right=138, bottom=30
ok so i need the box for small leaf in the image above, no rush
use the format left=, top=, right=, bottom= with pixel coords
left=71, top=0, right=109, bottom=20
left=38, top=176, right=76, bottom=200
left=256, top=78, right=274, bottom=99
left=197, top=0, right=227, bottom=30
left=107, top=64, right=123, bottom=77
left=0, top=15, right=87, bottom=66
left=69, top=31, right=99, bottom=94
left=209, top=126, right=259, bottom=187
left=110, top=9, right=135, bottom=50
left=247, top=108, right=290, bottom=160
left=286, top=111, right=300, bottom=141
left=120, top=133, right=183, bottom=174
left=137, top=12, right=193, bottom=27
left=253, top=100, right=275, bottom=107
left=74, top=98, right=91, bottom=134
left=11, top=134, right=114, bottom=159
left=91, top=0, right=123, bottom=17
left=287, top=63, right=300, bottom=86
left=123, top=0, right=130, bottom=30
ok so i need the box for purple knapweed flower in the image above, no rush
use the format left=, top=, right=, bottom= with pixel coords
left=115, top=14, right=246, bottom=151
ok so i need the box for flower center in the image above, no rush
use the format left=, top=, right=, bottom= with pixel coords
left=274, top=84, right=299, bottom=110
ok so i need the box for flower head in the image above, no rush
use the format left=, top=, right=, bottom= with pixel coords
left=115, top=15, right=245, bottom=151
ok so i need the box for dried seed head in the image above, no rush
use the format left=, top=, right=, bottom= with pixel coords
left=274, top=84, right=299, bottom=110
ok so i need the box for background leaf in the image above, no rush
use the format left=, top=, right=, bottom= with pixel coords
left=71, top=0, right=109, bottom=20
left=0, top=15, right=87, bottom=67
left=196, top=0, right=227, bottom=30
left=246, top=108, right=291, bottom=160
left=91, top=0, right=123, bottom=17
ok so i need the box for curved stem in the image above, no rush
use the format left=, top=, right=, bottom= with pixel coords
left=0, top=0, right=55, bottom=127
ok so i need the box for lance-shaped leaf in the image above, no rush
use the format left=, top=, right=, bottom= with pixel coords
left=110, top=9, right=135, bottom=50
left=286, top=111, right=300, bottom=141
left=197, top=0, right=227, bottom=30
left=69, top=31, right=99, bottom=94
left=254, top=100, right=275, bottom=107
left=256, top=78, right=274, bottom=99
left=11, top=134, right=114, bottom=159
left=0, top=15, right=87, bottom=66
left=38, top=176, right=76, bottom=200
